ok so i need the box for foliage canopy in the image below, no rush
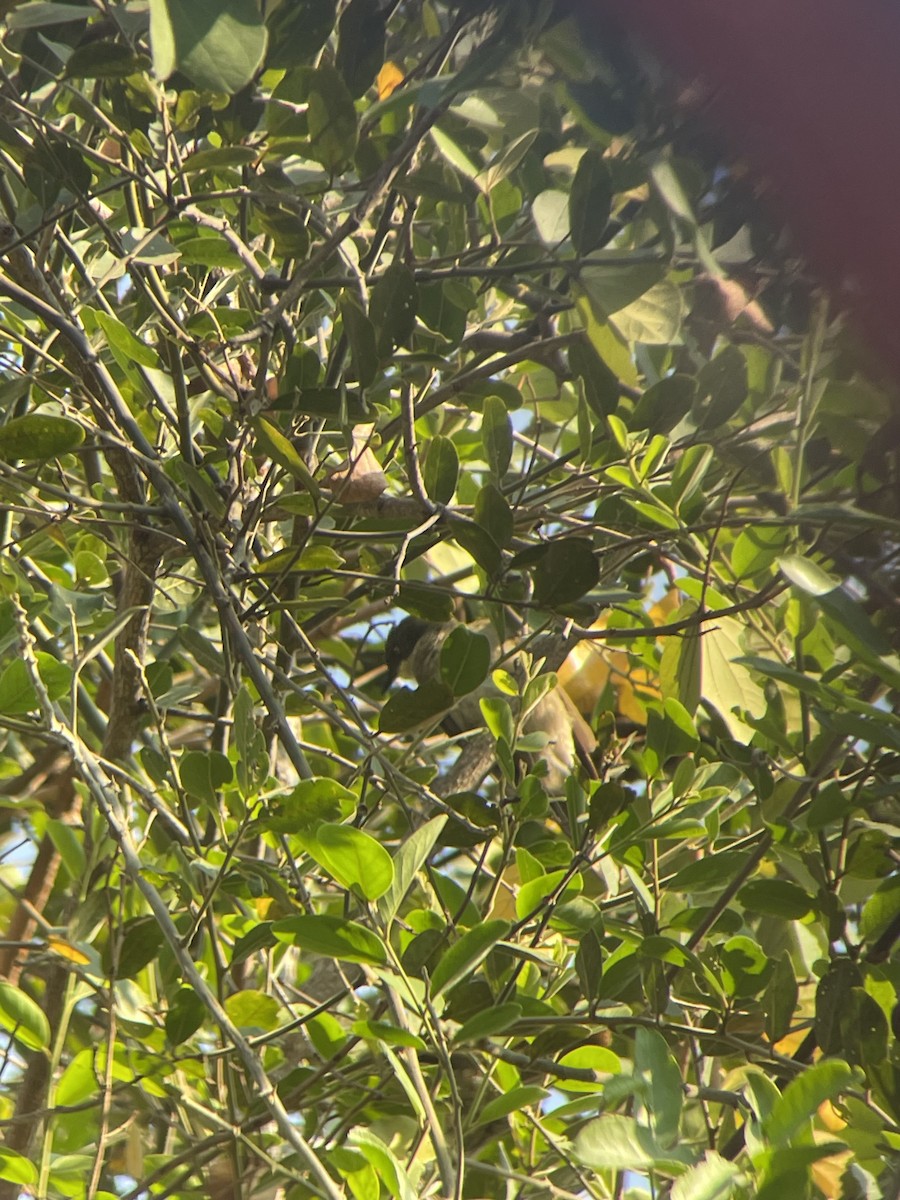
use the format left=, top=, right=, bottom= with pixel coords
left=0, top=1, right=897, bottom=1198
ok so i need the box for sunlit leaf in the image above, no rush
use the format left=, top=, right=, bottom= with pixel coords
left=0, top=982, right=50, bottom=1052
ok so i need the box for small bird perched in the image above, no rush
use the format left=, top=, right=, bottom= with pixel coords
left=384, top=616, right=597, bottom=792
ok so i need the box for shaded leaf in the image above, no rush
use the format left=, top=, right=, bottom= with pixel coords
left=474, top=482, right=513, bottom=549
left=764, top=952, right=798, bottom=1044
left=0, top=413, right=84, bottom=461
left=379, top=680, right=454, bottom=733
left=149, top=0, right=267, bottom=94
left=439, top=625, right=491, bottom=697
left=266, top=0, right=336, bottom=69
left=370, top=262, right=418, bottom=356
left=570, top=149, right=612, bottom=255
left=482, top=394, right=512, bottom=477
left=423, top=435, right=459, bottom=504
left=532, top=539, right=599, bottom=607
left=336, top=0, right=385, bottom=98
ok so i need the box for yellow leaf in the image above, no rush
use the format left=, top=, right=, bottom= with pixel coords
left=46, top=935, right=91, bottom=965
left=488, top=865, right=519, bottom=922
left=558, top=591, right=679, bottom=725
left=377, top=61, right=404, bottom=99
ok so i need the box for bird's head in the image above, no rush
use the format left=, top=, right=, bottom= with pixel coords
left=383, top=616, right=433, bottom=689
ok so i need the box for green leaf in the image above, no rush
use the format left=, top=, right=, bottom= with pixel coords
left=532, top=538, right=599, bottom=607
left=635, top=1026, right=683, bottom=1147
left=644, top=698, right=699, bottom=775
left=731, top=526, right=789, bottom=580
left=698, top=345, right=748, bottom=427
left=670, top=443, right=714, bottom=507
left=46, top=819, right=86, bottom=882
left=448, top=515, right=503, bottom=576
left=266, top=780, right=358, bottom=836
left=738, top=880, right=814, bottom=920
left=179, top=750, right=233, bottom=803
left=339, top=293, right=378, bottom=388
left=557, top=1045, right=621, bottom=1093
left=532, top=189, right=570, bottom=246
left=430, top=919, right=509, bottom=997
left=336, top=0, right=385, bottom=98
left=439, top=626, right=491, bottom=697
left=253, top=418, right=321, bottom=500
left=378, top=679, right=454, bottom=733
left=578, top=261, right=666, bottom=316
left=0, top=413, right=84, bottom=461
left=482, top=394, right=512, bottom=478
left=474, top=482, right=513, bottom=549
left=659, top=615, right=702, bottom=717
left=273, top=915, right=388, bottom=964
left=423, top=435, right=459, bottom=504
left=302, top=64, right=359, bottom=170
left=185, top=145, right=258, bottom=172
left=0, top=1149, right=38, bottom=1186
left=764, top=1059, right=856, bottom=1146
left=370, top=262, right=418, bottom=356
left=816, top=960, right=862, bottom=1055
left=781, top=554, right=894, bottom=663
left=165, top=987, right=206, bottom=1045
left=0, top=981, right=50, bottom=1051
left=266, top=0, right=336, bottom=69
left=476, top=1085, right=549, bottom=1125
left=430, top=125, right=481, bottom=182
left=95, top=310, right=159, bottom=370
left=453, top=1002, right=522, bottom=1045
left=396, top=584, right=455, bottom=625
left=64, top=42, right=150, bottom=79
left=631, top=374, right=696, bottom=434
left=377, top=816, right=447, bottom=925
left=575, top=924, right=604, bottom=1003
left=844, top=987, right=888, bottom=1068
left=148, top=0, right=268, bottom=94
left=575, top=1114, right=693, bottom=1171
left=107, top=914, right=165, bottom=979
left=860, top=873, right=900, bottom=946
left=698, top=614, right=768, bottom=741
left=7, top=3, right=94, bottom=30
left=516, top=870, right=581, bottom=920
left=476, top=129, right=538, bottom=192
left=480, top=695, right=515, bottom=747
left=569, top=149, right=612, bottom=255
left=671, top=1152, right=741, bottom=1200
left=56, top=1049, right=102, bottom=1107
left=569, top=337, right=620, bottom=418
left=764, top=952, right=798, bottom=1045
left=224, top=988, right=280, bottom=1032
left=778, top=553, right=837, bottom=597
left=669, top=850, right=750, bottom=893
left=0, top=652, right=73, bottom=714
left=611, top=280, right=683, bottom=344
left=719, top=935, right=771, bottom=998
left=309, top=824, right=395, bottom=901
left=350, top=1128, right=417, bottom=1200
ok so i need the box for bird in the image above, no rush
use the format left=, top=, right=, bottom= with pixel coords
left=383, top=615, right=597, bottom=792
